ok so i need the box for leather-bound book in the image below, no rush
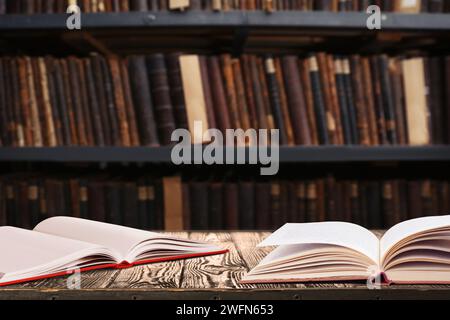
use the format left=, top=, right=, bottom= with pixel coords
left=255, top=182, right=271, bottom=230
left=397, top=180, right=409, bottom=222
left=428, top=57, right=445, bottom=144
left=159, top=0, right=168, bottom=10
left=198, top=56, right=217, bottom=130
left=137, top=179, right=149, bottom=229
left=17, top=58, right=33, bottom=147
left=119, top=0, right=129, bottom=11
left=10, top=58, right=26, bottom=147
left=407, top=180, right=422, bottom=220
left=67, top=58, right=87, bottom=146
left=182, top=183, right=191, bottom=230
left=429, top=0, right=445, bottom=12
left=146, top=179, right=158, bottom=229
left=402, top=57, right=431, bottom=145
left=128, top=56, right=159, bottom=146
left=342, top=58, right=359, bottom=145
left=207, top=55, right=231, bottom=132
left=241, top=55, right=258, bottom=130
left=24, top=58, right=43, bottom=146
left=350, top=55, right=370, bottom=146
left=148, top=0, right=159, bottom=11
left=189, top=182, right=209, bottom=230
left=366, top=181, right=383, bottom=228
left=69, top=179, right=81, bottom=219
left=27, top=181, right=39, bottom=227
left=306, top=181, right=318, bottom=222
left=361, top=57, right=379, bottom=145
left=166, top=53, right=189, bottom=130
left=163, top=176, right=184, bottom=231
left=106, top=181, right=122, bottom=225
left=316, top=180, right=325, bottom=222
left=60, top=59, right=80, bottom=146
left=209, top=182, right=224, bottom=230
left=324, top=175, right=337, bottom=221
left=221, top=54, right=242, bottom=130
left=130, top=0, right=148, bottom=10
left=281, top=56, right=312, bottom=145
left=350, top=182, right=362, bottom=226
left=88, top=181, right=106, bottom=222
left=44, top=57, right=63, bottom=146
left=53, top=59, right=73, bottom=145
left=97, top=56, right=120, bottom=146
left=31, top=57, right=47, bottom=146
left=233, top=58, right=252, bottom=134
left=83, top=59, right=105, bottom=146
left=123, top=182, right=138, bottom=228
left=370, top=56, right=388, bottom=145
left=3, top=59, right=16, bottom=146
left=382, top=181, right=396, bottom=227
left=378, top=55, right=398, bottom=145
left=421, top=180, right=434, bottom=217
left=119, top=60, right=140, bottom=146
left=224, top=182, right=239, bottom=230
left=265, top=57, right=288, bottom=145
left=300, top=58, right=319, bottom=145
left=180, top=55, right=210, bottom=143
left=334, top=58, right=352, bottom=145
left=257, top=57, right=276, bottom=132
left=308, top=55, right=330, bottom=145
left=190, top=0, right=202, bottom=10
left=76, top=58, right=95, bottom=146
left=317, top=53, right=339, bottom=145
left=249, top=55, right=268, bottom=131
left=239, top=181, right=255, bottom=229
left=274, top=58, right=295, bottom=146
left=147, top=54, right=177, bottom=146
left=109, top=56, right=132, bottom=147
left=271, top=182, right=282, bottom=227
left=279, top=182, right=289, bottom=224
left=296, top=182, right=306, bottom=223
left=0, top=60, right=9, bottom=145
left=326, top=54, right=343, bottom=140
left=389, top=58, right=408, bottom=145
left=439, top=182, right=449, bottom=214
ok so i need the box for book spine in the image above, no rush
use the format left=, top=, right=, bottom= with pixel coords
left=166, top=53, right=189, bottom=130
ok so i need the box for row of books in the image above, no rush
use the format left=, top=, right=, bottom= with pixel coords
left=1, top=174, right=449, bottom=230
left=1, top=53, right=449, bottom=147
left=1, top=0, right=449, bottom=14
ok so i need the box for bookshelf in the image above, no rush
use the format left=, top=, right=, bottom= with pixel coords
left=1, top=8, right=450, bottom=232
left=0, top=146, right=450, bottom=163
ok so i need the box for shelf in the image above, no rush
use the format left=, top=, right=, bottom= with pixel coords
left=1, top=12, right=450, bottom=31
left=0, top=146, right=449, bottom=164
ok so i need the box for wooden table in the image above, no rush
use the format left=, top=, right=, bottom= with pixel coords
left=2, top=232, right=450, bottom=300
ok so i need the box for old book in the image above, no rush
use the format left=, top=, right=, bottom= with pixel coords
left=224, top=182, right=239, bottom=230
left=199, top=56, right=217, bottom=131
left=0, top=217, right=226, bottom=287
left=361, top=57, right=380, bottom=145
left=130, top=0, right=148, bottom=10
left=402, top=57, right=431, bottom=145
left=17, top=58, right=33, bottom=146
left=147, top=54, right=177, bottom=145
left=127, top=56, right=159, bottom=146
left=255, top=182, right=271, bottom=229
left=76, top=58, right=95, bottom=146
left=274, top=58, right=295, bottom=146
left=208, top=182, right=224, bottom=230
left=166, top=53, right=189, bottom=130
left=163, top=176, right=184, bottom=231
left=123, top=182, right=139, bottom=228
left=389, top=58, right=408, bottom=145
left=221, top=54, right=242, bottom=131
left=394, top=0, right=422, bottom=12
left=350, top=55, right=370, bottom=146
left=243, top=216, right=450, bottom=284
left=378, top=55, right=398, bottom=144
left=67, top=58, right=87, bottom=146
left=334, top=58, right=352, bottom=144
left=119, top=60, right=140, bottom=146
left=60, top=59, right=80, bottom=145
left=370, top=56, right=388, bottom=145
left=179, top=55, right=210, bottom=143
left=239, top=181, right=255, bottom=229
left=249, top=55, right=269, bottom=132
left=189, top=181, right=209, bottom=230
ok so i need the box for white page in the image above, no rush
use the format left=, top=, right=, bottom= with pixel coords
left=381, top=215, right=450, bottom=258
left=258, top=222, right=380, bottom=264
left=0, top=227, right=111, bottom=280
left=34, top=217, right=165, bottom=261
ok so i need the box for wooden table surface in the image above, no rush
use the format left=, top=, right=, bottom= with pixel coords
left=2, top=232, right=450, bottom=300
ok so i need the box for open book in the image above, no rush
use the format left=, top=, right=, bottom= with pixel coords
left=0, top=217, right=227, bottom=287
left=242, top=216, right=450, bottom=285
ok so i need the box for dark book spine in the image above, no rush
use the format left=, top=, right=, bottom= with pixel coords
left=224, top=183, right=239, bottom=230
left=137, top=179, right=149, bottom=229
left=120, top=61, right=141, bottom=146
left=255, top=182, right=271, bottom=229
left=208, top=55, right=232, bottom=132
left=429, top=56, right=445, bottom=144
left=166, top=53, right=189, bottom=130
left=208, top=183, right=224, bottom=230
left=378, top=55, right=398, bottom=144
left=128, top=56, right=159, bottom=146
left=147, top=54, right=177, bottom=145
left=199, top=55, right=217, bottom=130
left=88, top=182, right=106, bottom=222
left=265, top=57, right=288, bottom=145
left=123, top=182, right=138, bottom=228
left=28, top=181, right=40, bottom=227
left=334, top=58, right=352, bottom=145
left=0, top=59, right=9, bottom=145
left=60, top=59, right=80, bottom=145
left=271, top=182, right=282, bottom=227
left=306, top=181, right=318, bottom=222
left=76, top=58, right=95, bottom=146
left=68, top=58, right=88, bottom=146
left=249, top=55, right=269, bottom=131
left=239, top=181, right=255, bottom=229
left=370, top=56, right=388, bottom=145
left=189, top=182, right=209, bottom=230
left=130, top=0, right=148, bottom=10
left=221, top=54, right=242, bottom=130
left=342, top=58, right=359, bottom=145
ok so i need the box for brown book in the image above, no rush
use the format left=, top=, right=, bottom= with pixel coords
left=257, top=57, right=276, bottom=133
left=45, top=57, right=64, bottom=146
left=147, top=54, right=177, bottom=146
left=233, top=58, right=252, bottom=134
left=180, top=55, right=210, bottom=143
left=306, top=181, right=318, bottom=222
left=11, top=58, right=26, bottom=147
left=249, top=55, right=269, bottom=131
left=166, top=53, right=189, bottom=130
left=17, top=58, right=33, bottom=146
left=394, top=0, right=421, bottom=12
left=389, top=57, right=408, bottom=145
left=241, top=55, right=258, bottom=130
left=361, top=57, right=379, bottom=145
left=224, top=182, right=239, bottom=230
left=428, top=56, right=445, bottom=144
left=119, top=60, right=140, bottom=146
left=76, top=58, right=95, bottom=146
left=60, top=59, right=80, bottom=145
left=67, top=58, right=87, bottom=146
left=378, top=55, right=398, bottom=145
left=402, top=57, right=431, bottom=145
left=127, top=56, right=159, bottom=146
left=199, top=56, right=217, bottom=131
left=370, top=56, right=388, bottom=145
left=221, top=54, right=242, bottom=130
left=163, top=176, right=184, bottom=231
left=109, top=56, right=132, bottom=146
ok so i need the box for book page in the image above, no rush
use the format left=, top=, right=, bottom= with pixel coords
left=258, top=222, right=380, bottom=264
left=34, top=217, right=164, bottom=261
left=381, top=215, right=450, bottom=259
left=0, top=227, right=115, bottom=282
